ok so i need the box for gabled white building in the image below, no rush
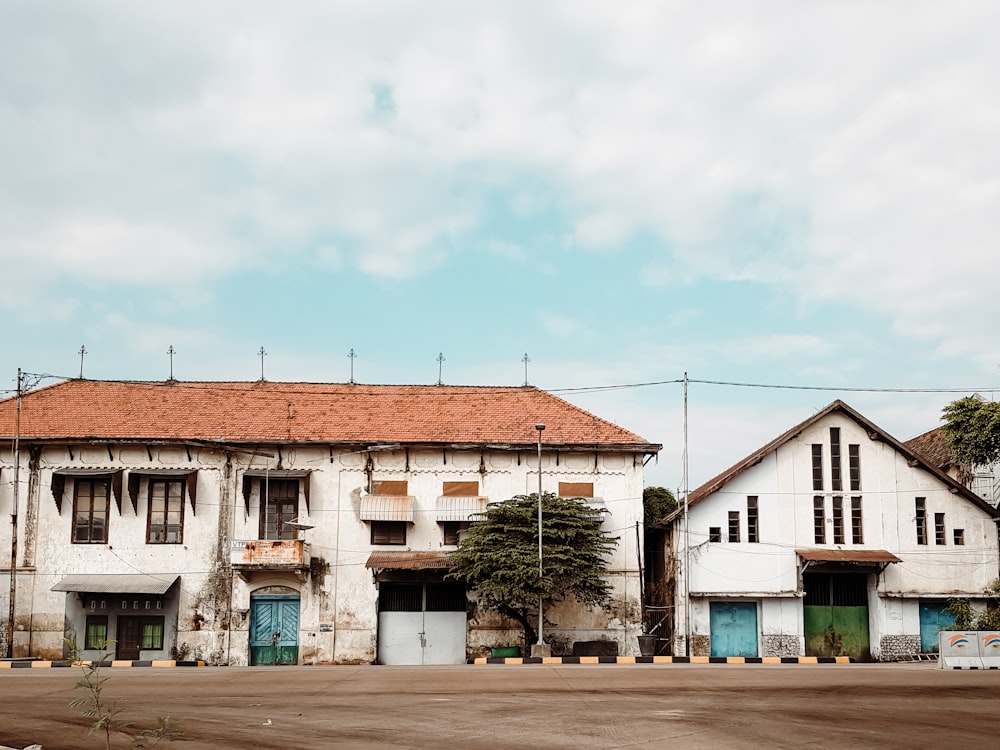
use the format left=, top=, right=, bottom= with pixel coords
left=665, top=401, right=999, bottom=661
left=0, top=380, right=659, bottom=665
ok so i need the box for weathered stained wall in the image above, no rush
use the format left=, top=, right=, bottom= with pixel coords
left=0, top=440, right=648, bottom=664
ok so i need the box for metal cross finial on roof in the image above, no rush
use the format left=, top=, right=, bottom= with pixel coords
left=522, top=353, right=530, bottom=386
left=167, top=345, right=176, bottom=381
left=348, top=348, right=357, bottom=384
left=78, top=345, right=87, bottom=379
left=437, top=352, right=445, bottom=386
left=258, top=347, right=267, bottom=381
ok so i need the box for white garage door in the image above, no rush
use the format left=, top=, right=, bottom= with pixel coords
left=377, top=583, right=467, bottom=665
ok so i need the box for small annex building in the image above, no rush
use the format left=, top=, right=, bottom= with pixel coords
left=0, top=379, right=659, bottom=665
left=662, top=400, right=999, bottom=661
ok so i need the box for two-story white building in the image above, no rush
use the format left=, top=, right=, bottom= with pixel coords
left=664, top=400, right=999, bottom=661
left=0, top=379, right=659, bottom=665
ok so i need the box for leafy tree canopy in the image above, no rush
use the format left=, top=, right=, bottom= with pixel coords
left=643, top=486, right=677, bottom=526
left=446, top=492, right=617, bottom=646
left=941, top=397, right=1000, bottom=467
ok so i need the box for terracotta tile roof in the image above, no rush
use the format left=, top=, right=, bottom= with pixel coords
left=0, top=380, right=659, bottom=450
left=903, top=427, right=953, bottom=469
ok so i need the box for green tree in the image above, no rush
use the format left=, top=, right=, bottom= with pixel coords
left=643, top=486, right=677, bottom=526
left=446, top=492, right=618, bottom=646
left=942, top=397, right=1000, bottom=466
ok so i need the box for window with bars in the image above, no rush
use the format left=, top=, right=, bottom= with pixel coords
left=708, top=527, right=722, bottom=543
left=260, top=479, right=300, bottom=540
left=728, top=511, right=740, bottom=543
left=851, top=497, right=863, bottom=544
left=915, top=498, right=927, bottom=545
left=812, top=444, right=824, bottom=491
left=147, top=479, right=184, bottom=544
left=832, top=497, right=844, bottom=544
left=747, top=496, right=759, bottom=543
left=813, top=496, right=826, bottom=544
left=935, top=512, right=946, bottom=545
left=954, top=529, right=965, bottom=545
left=73, top=478, right=110, bottom=543
left=830, top=428, right=842, bottom=491
left=848, top=445, right=861, bottom=491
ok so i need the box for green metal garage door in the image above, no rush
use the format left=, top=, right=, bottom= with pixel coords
left=803, top=573, right=869, bottom=661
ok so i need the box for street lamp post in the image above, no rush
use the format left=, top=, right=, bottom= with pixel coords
left=535, top=423, right=545, bottom=650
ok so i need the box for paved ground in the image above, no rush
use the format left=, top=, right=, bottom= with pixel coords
left=1, top=662, right=998, bottom=749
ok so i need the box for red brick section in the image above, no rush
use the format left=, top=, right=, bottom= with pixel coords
left=0, top=380, right=657, bottom=449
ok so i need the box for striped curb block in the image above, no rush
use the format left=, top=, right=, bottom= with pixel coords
left=0, top=659, right=206, bottom=669
left=470, top=655, right=854, bottom=665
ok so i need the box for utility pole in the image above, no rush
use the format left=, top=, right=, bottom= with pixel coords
left=7, top=369, right=22, bottom=658
left=682, top=371, right=690, bottom=656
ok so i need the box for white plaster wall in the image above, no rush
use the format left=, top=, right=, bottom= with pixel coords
left=673, top=409, right=1000, bottom=659
left=1, top=442, right=648, bottom=663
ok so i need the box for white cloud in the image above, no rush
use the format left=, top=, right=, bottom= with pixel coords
left=3, top=1, right=1000, bottom=380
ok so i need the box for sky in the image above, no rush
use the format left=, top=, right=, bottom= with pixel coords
left=2, top=1, right=999, bottom=493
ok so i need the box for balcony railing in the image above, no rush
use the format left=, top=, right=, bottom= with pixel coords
left=230, top=539, right=310, bottom=569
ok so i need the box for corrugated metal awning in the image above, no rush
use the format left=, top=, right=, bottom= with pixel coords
left=435, top=495, right=487, bottom=521
left=796, top=549, right=901, bottom=563
left=51, top=574, right=179, bottom=595
left=360, top=495, right=415, bottom=522
left=365, top=551, right=452, bottom=570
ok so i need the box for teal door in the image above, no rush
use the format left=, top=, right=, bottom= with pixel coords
left=919, top=602, right=955, bottom=653
left=710, top=601, right=758, bottom=657
left=250, top=595, right=300, bottom=665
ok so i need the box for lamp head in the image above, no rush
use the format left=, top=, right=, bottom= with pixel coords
left=535, top=423, right=545, bottom=431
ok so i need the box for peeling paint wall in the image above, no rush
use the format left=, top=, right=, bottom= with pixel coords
left=0, top=440, right=648, bottom=664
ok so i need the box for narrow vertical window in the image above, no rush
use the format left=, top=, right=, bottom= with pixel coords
left=915, top=497, right=927, bottom=545
left=147, top=479, right=184, bottom=544
left=848, top=445, right=861, bottom=491
left=830, top=427, right=842, bottom=491
left=813, top=496, right=826, bottom=544
left=728, top=511, right=740, bottom=543
left=747, top=496, right=759, bottom=543
left=851, top=497, right=863, bottom=544
left=812, top=444, right=824, bottom=491
left=260, top=479, right=299, bottom=540
left=934, top=512, right=946, bottom=545
left=832, top=497, right=844, bottom=544
left=73, top=478, right=110, bottom=543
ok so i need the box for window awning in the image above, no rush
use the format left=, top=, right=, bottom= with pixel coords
left=241, top=470, right=313, bottom=516
left=796, top=549, right=901, bottom=563
left=360, top=495, right=415, bottom=522
left=51, top=574, right=179, bottom=595
left=126, top=471, right=198, bottom=516
left=435, top=495, right=487, bottom=522
left=365, top=551, right=452, bottom=571
left=50, top=469, right=124, bottom=515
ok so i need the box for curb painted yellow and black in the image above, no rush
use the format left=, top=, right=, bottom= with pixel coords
left=470, top=655, right=854, bottom=665
left=0, top=659, right=206, bottom=669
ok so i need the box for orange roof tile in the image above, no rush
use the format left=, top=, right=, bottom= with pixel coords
left=0, top=380, right=659, bottom=450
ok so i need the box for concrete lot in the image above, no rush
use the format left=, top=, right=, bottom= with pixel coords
left=1, top=663, right=998, bottom=750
